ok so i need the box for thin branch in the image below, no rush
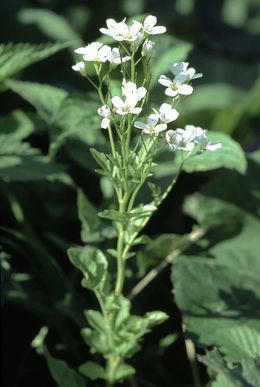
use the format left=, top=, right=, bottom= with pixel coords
left=128, top=228, right=204, bottom=300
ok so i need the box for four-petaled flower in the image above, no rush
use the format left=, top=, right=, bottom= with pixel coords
left=122, top=80, right=147, bottom=101
left=152, top=103, right=179, bottom=123
left=111, top=95, right=142, bottom=116
left=97, top=105, right=111, bottom=129
left=134, top=115, right=167, bottom=134
left=171, top=62, right=203, bottom=80
left=100, top=18, right=143, bottom=43
left=158, top=73, right=193, bottom=97
left=75, top=42, right=111, bottom=62
left=142, top=15, right=166, bottom=35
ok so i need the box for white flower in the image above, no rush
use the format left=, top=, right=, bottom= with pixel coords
left=108, top=47, right=130, bottom=67
left=134, top=115, right=167, bottom=134
left=111, top=95, right=142, bottom=116
left=122, top=80, right=147, bottom=101
left=158, top=73, right=193, bottom=97
left=72, top=61, right=86, bottom=75
left=142, top=39, right=155, bottom=56
left=152, top=103, right=179, bottom=123
left=75, top=42, right=111, bottom=62
left=166, top=125, right=222, bottom=152
left=166, top=128, right=195, bottom=151
left=143, top=15, right=166, bottom=35
left=171, top=62, right=203, bottom=80
left=100, top=18, right=143, bottom=43
left=97, top=105, right=111, bottom=129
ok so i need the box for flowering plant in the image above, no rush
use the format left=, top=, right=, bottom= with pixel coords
left=69, top=14, right=222, bottom=386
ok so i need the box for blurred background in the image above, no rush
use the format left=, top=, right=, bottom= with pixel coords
left=1, top=0, right=260, bottom=386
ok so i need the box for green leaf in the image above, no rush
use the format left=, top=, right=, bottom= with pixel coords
left=144, top=311, right=169, bottom=328
left=182, top=132, right=247, bottom=174
left=172, top=151, right=260, bottom=384
left=180, top=83, right=245, bottom=113
left=81, top=328, right=109, bottom=355
left=213, top=326, right=260, bottom=363
left=0, top=110, right=43, bottom=140
left=90, top=148, right=111, bottom=172
left=6, top=80, right=68, bottom=123
left=114, top=363, right=135, bottom=381
left=0, top=134, right=65, bottom=181
left=77, top=189, right=100, bottom=242
left=47, top=356, right=86, bottom=387
left=78, top=361, right=106, bottom=381
left=18, top=9, right=83, bottom=47
left=49, top=93, right=103, bottom=156
left=199, top=351, right=244, bottom=387
left=0, top=42, right=69, bottom=81
left=84, top=310, right=106, bottom=333
left=68, top=246, right=108, bottom=290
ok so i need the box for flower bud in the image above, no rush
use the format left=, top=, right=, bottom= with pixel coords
left=142, top=39, right=155, bottom=56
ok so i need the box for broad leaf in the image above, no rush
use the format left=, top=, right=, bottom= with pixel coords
left=0, top=42, right=69, bottom=81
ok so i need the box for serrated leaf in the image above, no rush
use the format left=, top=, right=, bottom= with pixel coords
left=182, top=132, right=247, bottom=174
left=6, top=80, right=68, bottom=122
left=46, top=356, right=86, bottom=387
left=0, top=134, right=65, bottom=181
left=0, top=42, right=69, bottom=81
left=0, top=110, right=43, bottom=140
left=78, top=361, right=106, bottom=381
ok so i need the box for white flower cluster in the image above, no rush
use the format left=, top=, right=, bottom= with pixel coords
left=72, top=14, right=222, bottom=154
left=98, top=80, right=147, bottom=128
left=166, top=125, right=222, bottom=152
left=72, top=15, right=164, bottom=71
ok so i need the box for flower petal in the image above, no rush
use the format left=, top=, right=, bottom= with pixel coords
left=155, top=124, right=167, bottom=132
left=158, top=75, right=172, bottom=87
left=144, top=15, right=157, bottom=29
left=149, top=26, right=166, bottom=34
left=178, top=84, right=193, bottom=95
left=111, top=96, right=123, bottom=109
left=134, top=121, right=147, bottom=129
left=165, top=88, right=177, bottom=97
left=101, top=117, right=110, bottom=129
